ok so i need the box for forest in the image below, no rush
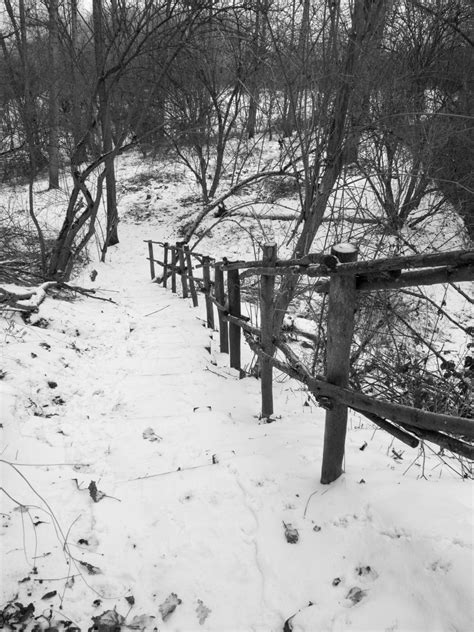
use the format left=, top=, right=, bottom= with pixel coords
left=0, top=1, right=473, bottom=629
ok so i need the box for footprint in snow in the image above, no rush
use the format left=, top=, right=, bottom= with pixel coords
left=355, top=564, right=378, bottom=581
left=196, top=599, right=211, bottom=625
left=142, top=427, right=162, bottom=442
left=345, top=586, right=367, bottom=606
left=430, top=559, right=452, bottom=573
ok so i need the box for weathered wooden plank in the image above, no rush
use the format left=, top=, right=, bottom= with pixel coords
left=163, top=242, right=169, bottom=289
left=170, top=246, right=177, bottom=293
left=260, top=243, right=277, bottom=419
left=202, top=256, right=214, bottom=329
left=214, top=266, right=229, bottom=354
left=228, top=268, right=241, bottom=372
left=147, top=241, right=155, bottom=281
left=357, top=264, right=474, bottom=291
left=218, top=252, right=335, bottom=271
left=353, top=408, right=419, bottom=448
left=240, top=265, right=329, bottom=279
left=272, top=340, right=474, bottom=440
left=321, top=243, right=359, bottom=484
left=177, top=241, right=188, bottom=298
left=334, top=248, right=474, bottom=276
left=184, top=244, right=199, bottom=307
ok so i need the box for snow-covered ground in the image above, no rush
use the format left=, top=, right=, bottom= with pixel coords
left=1, top=153, right=473, bottom=631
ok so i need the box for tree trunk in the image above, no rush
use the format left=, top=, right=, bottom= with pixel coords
left=70, top=0, right=87, bottom=165
left=93, top=0, right=119, bottom=249
left=48, top=0, right=60, bottom=189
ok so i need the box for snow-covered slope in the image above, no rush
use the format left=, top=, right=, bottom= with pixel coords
left=1, top=155, right=473, bottom=631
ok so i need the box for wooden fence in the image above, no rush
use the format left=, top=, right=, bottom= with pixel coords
left=146, top=239, right=474, bottom=483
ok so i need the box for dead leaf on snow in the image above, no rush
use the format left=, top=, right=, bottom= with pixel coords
left=159, top=593, right=182, bottom=621
left=142, top=427, right=162, bottom=442
left=66, top=575, right=75, bottom=589
left=88, top=480, right=106, bottom=502
left=196, top=599, right=211, bottom=625
left=89, top=607, right=124, bottom=632
left=283, top=522, right=299, bottom=543
left=126, top=614, right=156, bottom=630
left=79, top=560, right=102, bottom=575
left=345, top=586, right=367, bottom=605
left=0, top=601, right=35, bottom=627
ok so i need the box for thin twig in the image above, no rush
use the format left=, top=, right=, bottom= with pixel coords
left=127, top=461, right=218, bottom=482
left=450, top=282, right=474, bottom=305
left=144, top=305, right=170, bottom=317
left=59, top=282, right=118, bottom=305
left=32, top=575, right=81, bottom=582
left=303, top=490, right=320, bottom=519
left=0, top=459, right=90, bottom=467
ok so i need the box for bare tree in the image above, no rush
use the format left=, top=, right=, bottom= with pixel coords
left=46, top=0, right=206, bottom=278
left=245, top=0, right=270, bottom=139
left=164, top=6, right=246, bottom=203
left=272, top=0, right=390, bottom=332
left=355, top=0, right=474, bottom=241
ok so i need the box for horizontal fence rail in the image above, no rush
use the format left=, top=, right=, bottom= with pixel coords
left=145, top=239, right=474, bottom=483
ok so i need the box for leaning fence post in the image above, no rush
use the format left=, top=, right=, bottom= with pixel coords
left=228, top=267, right=241, bottom=373
left=203, top=256, right=215, bottom=329
left=214, top=266, right=229, bottom=353
left=177, top=241, right=189, bottom=299
left=320, top=242, right=359, bottom=485
left=184, top=245, right=199, bottom=307
left=162, top=242, right=169, bottom=288
left=260, top=242, right=277, bottom=418
left=170, top=246, right=177, bottom=294
left=147, top=240, right=156, bottom=281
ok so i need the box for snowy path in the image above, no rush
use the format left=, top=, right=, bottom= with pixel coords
left=1, top=220, right=473, bottom=631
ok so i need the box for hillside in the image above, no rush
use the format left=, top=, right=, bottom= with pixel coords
left=1, top=153, right=473, bottom=631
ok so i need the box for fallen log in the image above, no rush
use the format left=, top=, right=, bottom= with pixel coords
left=1, top=282, right=57, bottom=312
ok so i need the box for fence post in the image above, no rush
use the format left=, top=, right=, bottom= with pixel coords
left=184, top=245, right=199, bottom=307
left=228, top=267, right=241, bottom=373
left=260, top=242, right=277, bottom=418
left=214, top=266, right=229, bottom=353
left=147, top=240, right=155, bottom=281
left=321, top=242, right=359, bottom=485
left=203, top=256, right=215, bottom=329
left=170, top=246, right=177, bottom=294
left=163, top=242, right=169, bottom=288
left=177, top=241, right=189, bottom=298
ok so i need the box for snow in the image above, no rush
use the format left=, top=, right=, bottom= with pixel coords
left=1, top=153, right=473, bottom=631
